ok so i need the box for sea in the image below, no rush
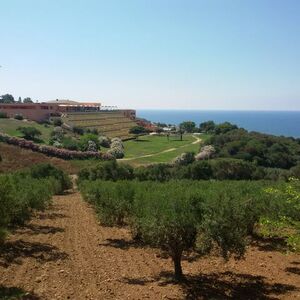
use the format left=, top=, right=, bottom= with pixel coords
left=137, top=110, right=300, bottom=138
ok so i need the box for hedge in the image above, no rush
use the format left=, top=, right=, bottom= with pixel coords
left=0, top=132, right=114, bottom=160
left=0, top=164, right=72, bottom=244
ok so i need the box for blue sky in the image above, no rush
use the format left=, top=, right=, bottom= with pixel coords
left=0, top=0, right=299, bottom=110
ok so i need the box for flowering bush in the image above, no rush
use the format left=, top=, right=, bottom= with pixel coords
left=0, top=132, right=113, bottom=160
left=172, top=152, right=195, bottom=166
left=98, top=135, right=111, bottom=148
left=108, top=146, right=125, bottom=159
left=195, top=145, right=216, bottom=160
left=87, top=140, right=98, bottom=152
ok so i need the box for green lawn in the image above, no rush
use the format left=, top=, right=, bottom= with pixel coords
left=0, top=118, right=54, bottom=143
left=122, top=134, right=210, bottom=165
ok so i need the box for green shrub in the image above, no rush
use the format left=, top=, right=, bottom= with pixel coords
left=80, top=180, right=135, bottom=226
left=25, top=163, right=72, bottom=193
left=132, top=183, right=201, bottom=280
left=175, top=161, right=213, bottom=180
left=86, top=128, right=98, bottom=135
left=134, top=164, right=172, bottom=182
left=79, top=134, right=99, bottom=151
left=211, top=158, right=256, bottom=180
left=79, top=180, right=269, bottom=280
left=52, top=117, right=62, bottom=126
left=0, top=112, right=7, bottom=118
left=172, top=152, right=195, bottom=166
left=61, top=136, right=80, bottom=150
left=73, top=126, right=85, bottom=135
left=17, top=126, right=41, bottom=140
left=14, top=114, right=23, bottom=120
left=0, top=172, right=59, bottom=244
left=78, top=160, right=133, bottom=182
left=98, top=136, right=111, bottom=148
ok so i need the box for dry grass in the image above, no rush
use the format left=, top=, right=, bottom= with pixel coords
left=0, top=143, right=77, bottom=174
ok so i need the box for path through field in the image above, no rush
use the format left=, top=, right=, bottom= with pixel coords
left=120, top=135, right=202, bottom=161
left=0, top=190, right=299, bottom=299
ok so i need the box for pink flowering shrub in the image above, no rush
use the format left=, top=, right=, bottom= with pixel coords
left=0, top=132, right=114, bottom=160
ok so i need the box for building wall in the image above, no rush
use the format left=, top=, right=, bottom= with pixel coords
left=0, top=103, right=136, bottom=122
left=0, top=104, right=60, bottom=121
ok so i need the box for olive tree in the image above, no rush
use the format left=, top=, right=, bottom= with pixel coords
left=133, top=184, right=203, bottom=280
left=133, top=182, right=250, bottom=280
left=17, top=126, right=41, bottom=140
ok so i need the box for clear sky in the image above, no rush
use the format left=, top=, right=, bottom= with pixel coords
left=0, top=0, right=299, bottom=110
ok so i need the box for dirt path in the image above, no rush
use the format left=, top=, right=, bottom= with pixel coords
left=0, top=191, right=299, bottom=299
left=120, top=135, right=202, bottom=161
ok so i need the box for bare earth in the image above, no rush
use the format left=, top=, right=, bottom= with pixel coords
left=0, top=191, right=299, bottom=300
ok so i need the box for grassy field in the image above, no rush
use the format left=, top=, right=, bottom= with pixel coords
left=122, top=134, right=210, bottom=165
left=0, top=118, right=54, bottom=143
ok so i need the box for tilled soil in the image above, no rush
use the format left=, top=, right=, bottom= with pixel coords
left=0, top=192, right=299, bottom=300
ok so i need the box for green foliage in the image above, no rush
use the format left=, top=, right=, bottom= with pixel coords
left=258, top=179, right=300, bottom=251
left=210, top=158, right=256, bottom=180
left=172, top=152, right=195, bottom=166
left=0, top=112, right=8, bottom=118
left=73, top=126, right=85, bottom=135
left=52, top=117, right=62, bottom=126
left=86, top=128, right=99, bottom=135
left=108, top=137, right=125, bottom=158
left=0, top=163, right=71, bottom=245
left=80, top=180, right=135, bottom=226
left=200, top=190, right=249, bottom=258
left=290, top=164, right=300, bottom=178
left=78, top=160, right=133, bottom=182
left=17, top=126, right=41, bottom=140
left=175, top=160, right=213, bottom=180
left=61, top=136, right=80, bottom=150
left=14, top=114, right=23, bottom=120
left=0, top=94, right=15, bottom=103
left=25, top=163, right=72, bottom=193
left=23, top=97, right=33, bottom=103
left=206, top=126, right=300, bottom=169
left=199, top=120, right=216, bottom=133
left=179, top=121, right=196, bottom=133
left=79, top=179, right=270, bottom=279
left=129, top=126, right=148, bottom=135
left=134, top=163, right=172, bottom=181
left=214, top=122, right=238, bottom=134
left=79, top=133, right=99, bottom=151
left=133, top=183, right=200, bottom=279
left=98, top=135, right=111, bottom=148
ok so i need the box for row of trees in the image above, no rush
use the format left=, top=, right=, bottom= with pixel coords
left=177, top=120, right=238, bottom=134
left=79, top=178, right=300, bottom=280
left=78, top=159, right=300, bottom=183
left=0, top=94, right=34, bottom=103
left=0, top=164, right=71, bottom=244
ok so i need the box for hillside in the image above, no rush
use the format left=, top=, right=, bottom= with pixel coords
left=62, top=111, right=138, bottom=139
left=0, top=118, right=54, bottom=144
left=0, top=142, right=96, bottom=174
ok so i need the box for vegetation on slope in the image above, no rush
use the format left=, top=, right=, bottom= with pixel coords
left=201, top=121, right=300, bottom=170
left=79, top=179, right=300, bottom=280
left=0, top=163, right=71, bottom=244
left=0, top=118, right=54, bottom=143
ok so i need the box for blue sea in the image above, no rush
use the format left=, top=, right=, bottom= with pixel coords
left=137, top=110, right=300, bottom=138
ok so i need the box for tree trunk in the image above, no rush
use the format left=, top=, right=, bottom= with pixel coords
left=172, top=252, right=184, bottom=281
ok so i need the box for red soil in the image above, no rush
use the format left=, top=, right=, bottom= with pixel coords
left=0, top=143, right=77, bottom=174
left=0, top=191, right=299, bottom=299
